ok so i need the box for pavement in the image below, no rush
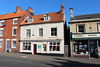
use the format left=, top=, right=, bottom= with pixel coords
left=0, top=52, right=100, bottom=67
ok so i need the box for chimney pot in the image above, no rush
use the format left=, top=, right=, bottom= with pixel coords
left=61, top=3, right=65, bottom=13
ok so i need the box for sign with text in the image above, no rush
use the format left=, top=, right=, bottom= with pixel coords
left=72, top=33, right=100, bottom=38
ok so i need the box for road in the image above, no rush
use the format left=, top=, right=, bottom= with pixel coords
left=0, top=53, right=100, bottom=67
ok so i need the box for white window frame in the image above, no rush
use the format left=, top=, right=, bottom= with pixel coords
left=13, top=18, right=18, bottom=25
left=0, top=20, right=5, bottom=26
left=98, top=24, right=100, bottom=32
left=26, top=29, right=31, bottom=38
left=0, top=39, right=3, bottom=48
left=77, top=24, right=85, bottom=33
left=27, top=17, right=34, bottom=23
left=39, top=28, right=43, bottom=37
left=51, top=27, right=57, bottom=37
left=49, top=42, right=60, bottom=51
left=44, top=14, right=51, bottom=21
left=12, top=39, right=17, bottom=48
left=12, top=27, right=17, bottom=36
left=0, top=28, right=4, bottom=36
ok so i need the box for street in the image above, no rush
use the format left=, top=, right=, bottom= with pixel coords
left=0, top=52, right=100, bottom=67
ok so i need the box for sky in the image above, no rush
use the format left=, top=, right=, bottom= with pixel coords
left=0, top=0, right=100, bottom=26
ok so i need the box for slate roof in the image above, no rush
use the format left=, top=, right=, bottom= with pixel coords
left=70, top=13, right=100, bottom=20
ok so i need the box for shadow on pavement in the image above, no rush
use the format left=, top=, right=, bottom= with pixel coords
left=44, top=58, right=100, bottom=67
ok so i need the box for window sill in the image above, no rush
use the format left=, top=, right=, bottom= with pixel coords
left=12, top=47, right=16, bottom=49
left=49, top=36, right=57, bottom=38
left=12, top=35, right=17, bottom=36
left=0, top=35, right=3, bottom=37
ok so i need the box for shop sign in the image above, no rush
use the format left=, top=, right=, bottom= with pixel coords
left=38, top=45, right=41, bottom=49
left=73, top=34, right=100, bottom=38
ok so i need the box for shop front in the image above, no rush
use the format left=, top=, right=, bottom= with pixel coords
left=72, top=33, right=100, bottom=58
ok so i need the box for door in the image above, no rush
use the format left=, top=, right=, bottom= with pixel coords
left=33, top=44, right=37, bottom=55
left=89, top=40, right=97, bottom=58
left=6, top=40, right=10, bottom=52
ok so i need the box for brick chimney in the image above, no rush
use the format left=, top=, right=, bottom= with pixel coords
left=16, top=6, right=22, bottom=13
left=70, top=8, right=74, bottom=17
left=28, top=7, right=34, bottom=13
left=61, top=3, right=65, bottom=13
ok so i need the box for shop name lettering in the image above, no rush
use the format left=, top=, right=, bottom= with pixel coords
left=88, top=34, right=97, bottom=37
left=74, top=34, right=97, bottom=37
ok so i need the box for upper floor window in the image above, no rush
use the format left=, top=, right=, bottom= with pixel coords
left=77, top=25, right=85, bottom=33
left=12, top=27, right=17, bottom=36
left=44, top=14, right=51, bottom=21
left=13, top=18, right=18, bottom=25
left=39, top=28, right=43, bottom=36
left=0, top=20, right=5, bottom=26
left=51, top=28, right=57, bottom=36
left=0, top=28, right=4, bottom=36
left=27, top=17, right=34, bottom=23
left=26, top=29, right=31, bottom=37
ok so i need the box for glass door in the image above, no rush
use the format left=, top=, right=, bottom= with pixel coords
left=89, top=40, right=97, bottom=58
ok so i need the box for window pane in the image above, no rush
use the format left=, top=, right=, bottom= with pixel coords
left=14, top=20, right=17, bottom=24
left=39, top=28, right=43, bottom=36
left=13, top=29, right=17, bottom=35
left=13, top=41, right=16, bottom=48
left=0, top=41, right=2, bottom=48
left=0, top=30, right=3, bottom=35
left=26, top=29, right=31, bottom=37
left=51, top=28, right=57, bottom=36
left=78, top=25, right=84, bottom=33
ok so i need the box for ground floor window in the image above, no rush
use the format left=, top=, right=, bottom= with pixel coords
left=43, top=44, right=47, bottom=51
left=0, top=41, right=2, bottom=48
left=12, top=39, right=16, bottom=48
left=73, top=40, right=89, bottom=55
left=49, top=42, right=60, bottom=51
left=22, top=42, right=31, bottom=50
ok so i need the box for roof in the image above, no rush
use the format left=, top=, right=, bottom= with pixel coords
left=0, top=10, right=28, bottom=20
left=70, top=13, right=100, bottom=20
left=21, top=12, right=64, bottom=25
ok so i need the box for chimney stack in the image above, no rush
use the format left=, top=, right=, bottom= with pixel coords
left=16, top=6, right=22, bottom=13
left=61, top=3, right=65, bottom=13
left=70, top=8, right=74, bottom=17
left=28, top=7, right=34, bottom=13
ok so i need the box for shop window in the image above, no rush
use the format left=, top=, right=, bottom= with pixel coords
left=77, top=25, right=85, bottom=33
left=49, top=42, right=60, bottom=51
left=23, top=42, right=31, bottom=50
left=73, top=40, right=89, bottom=55
left=43, top=44, right=46, bottom=51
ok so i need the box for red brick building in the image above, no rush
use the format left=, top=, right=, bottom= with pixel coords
left=0, top=6, right=33, bottom=52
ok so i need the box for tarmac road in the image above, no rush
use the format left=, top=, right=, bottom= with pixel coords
left=0, top=52, right=100, bottom=67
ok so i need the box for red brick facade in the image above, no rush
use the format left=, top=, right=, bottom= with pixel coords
left=0, top=6, right=33, bottom=52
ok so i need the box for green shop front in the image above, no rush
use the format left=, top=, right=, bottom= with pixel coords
left=72, top=33, right=100, bottom=58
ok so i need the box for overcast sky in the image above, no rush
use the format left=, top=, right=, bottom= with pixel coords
left=0, top=0, right=100, bottom=26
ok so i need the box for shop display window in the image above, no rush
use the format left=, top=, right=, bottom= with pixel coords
left=49, top=42, right=60, bottom=51
left=23, top=42, right=31, bottom=50
left=73, top=40, right=89, bottom=55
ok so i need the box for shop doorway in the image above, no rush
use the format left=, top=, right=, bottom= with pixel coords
left=33, top=44, right=37, bottom=54
left=89, top=40, right=98, bottom=58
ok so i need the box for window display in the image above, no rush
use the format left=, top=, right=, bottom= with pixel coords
left=49, top=42, right=60, bottom=51
left=23, top=42, right=31, bottom=50
left=73, top=40, right=89, bottom=55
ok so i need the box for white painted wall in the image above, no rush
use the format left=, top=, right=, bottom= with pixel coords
left=20, top=22, right=65, bottom=54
